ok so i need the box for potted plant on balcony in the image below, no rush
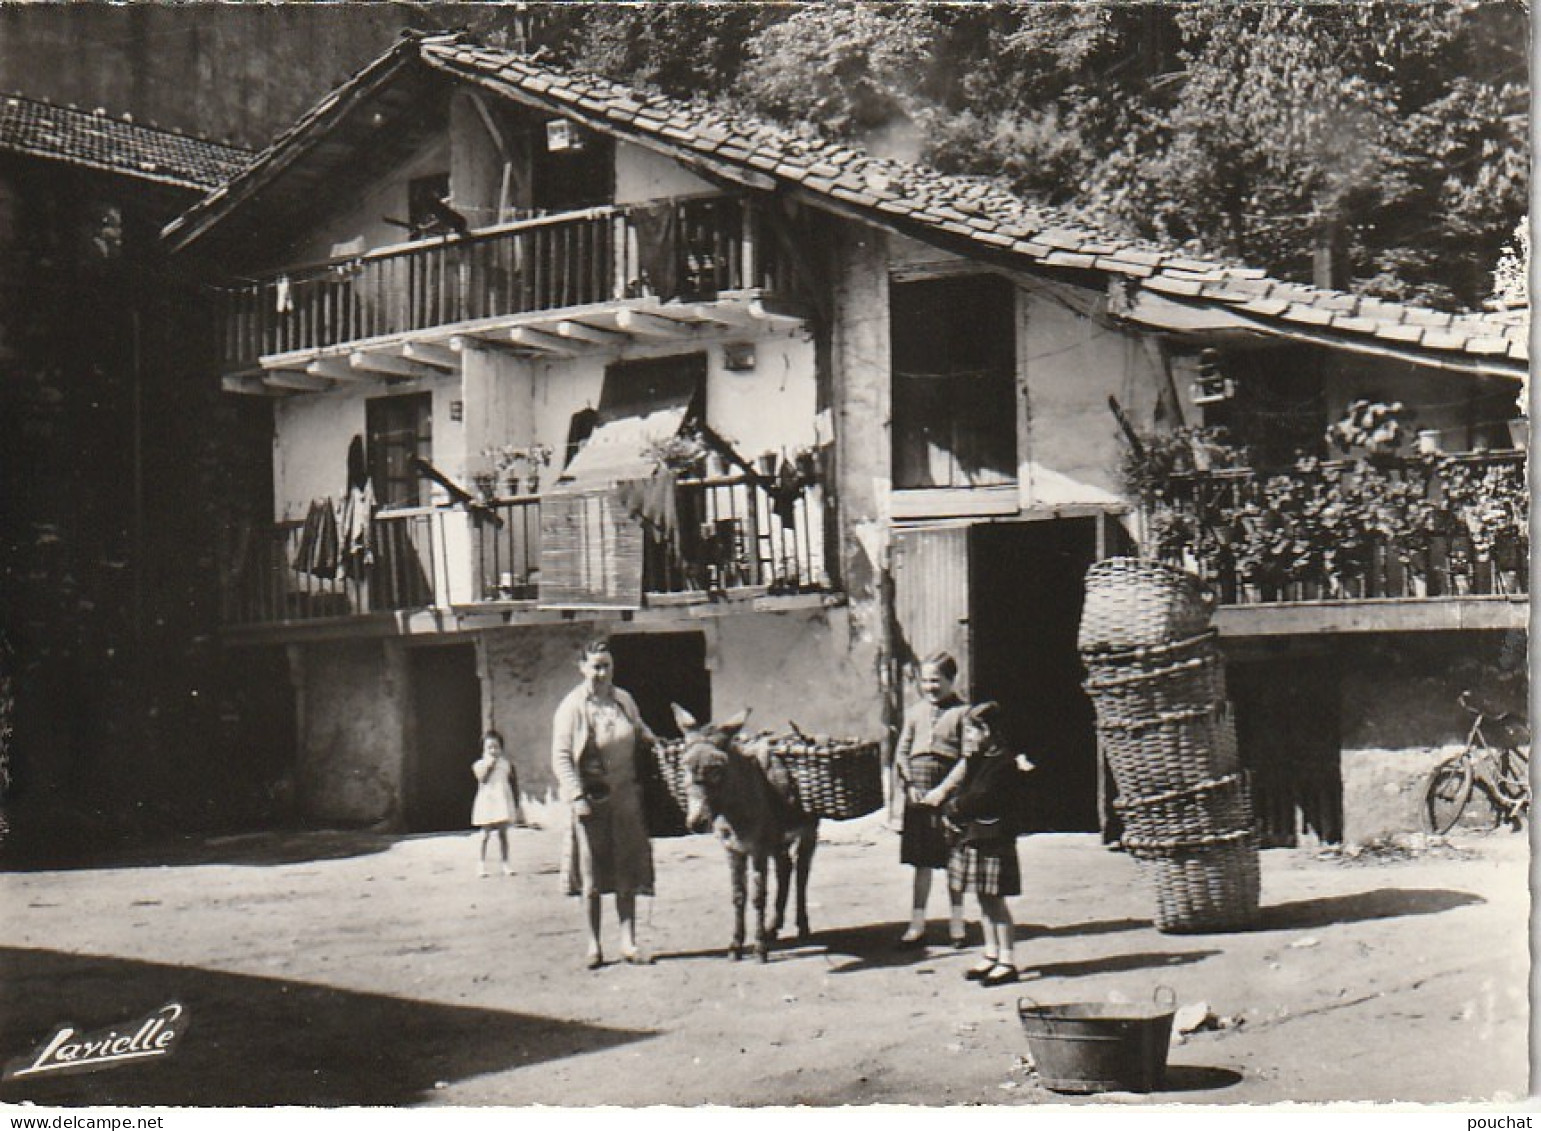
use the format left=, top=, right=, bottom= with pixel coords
left=1326, top=399, right=1408, bottom=459
left=641, top=430, right=708, bottom=475
left=483, top=444, right=553, bottom=497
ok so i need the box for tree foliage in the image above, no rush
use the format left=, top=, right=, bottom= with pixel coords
left=521, top=2, right=1527, bottom=311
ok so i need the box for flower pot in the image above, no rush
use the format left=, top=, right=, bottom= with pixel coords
left=501, top=474, right=521, bottom=498
left=1416, top=429, right=1443, bottom=455
left=1451, top=573, right=1473, bottom=596
left=1498, top=568, right=1522, bottom=595
left=1407, top=574, right=1428, bottom=598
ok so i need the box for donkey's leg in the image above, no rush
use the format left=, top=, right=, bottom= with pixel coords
left=768, top=848, right=793, bottom=940
left=727, top=848, right=747, bottom=961
left=794, top=827, right=818, bottom=941
left=751, top=852, right=772, bottom=962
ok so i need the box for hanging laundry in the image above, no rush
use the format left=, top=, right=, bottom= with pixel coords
left=275, top=275, right=294, bottom=314
left=293, top=498, right=340, bottom=579
left=767, top=454, right=805, bottom=528
left=632, top=202, right=679, bottom=302
left=617, top=471, right=681, bottom=557
left=339, top=478, right=375, bottom=580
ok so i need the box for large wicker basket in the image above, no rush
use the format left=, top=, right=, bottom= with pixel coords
left=640, top=739, right=691, bottom=838
left=1115, top=772, right=1254, bottom=844
left=1097, top=704, right=1241, bottom=799
left=770, top=738, right=884, bottom=821
left=1123, top=833, right=1262, bottom=933
left=1084, top=634, right=1226, bottom=725
left=1079, top=558, right=1215, bottom=654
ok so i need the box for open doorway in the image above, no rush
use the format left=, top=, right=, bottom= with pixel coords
left=607, top=631, right=712, bottom=739
left=969, top=519, right=1100, bottom=832
left=405, top=644, right=482, bottom=833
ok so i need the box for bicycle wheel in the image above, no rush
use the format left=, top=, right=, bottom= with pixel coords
left=1423, top=759, right=1473, bottom=834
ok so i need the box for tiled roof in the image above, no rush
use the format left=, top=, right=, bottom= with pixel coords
left=0, top=92, right=250, bottom=192
left=419, top=40, right=1526, bottom=373
left=163, top=34, right=1529, bottom=374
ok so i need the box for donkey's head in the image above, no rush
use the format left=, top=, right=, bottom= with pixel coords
left=673, top=704, right=750, bottom=834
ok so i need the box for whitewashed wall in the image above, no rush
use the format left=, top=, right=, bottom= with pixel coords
left=615, top=140, right=714, bottom=204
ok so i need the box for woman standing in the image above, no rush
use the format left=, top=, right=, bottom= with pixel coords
left=552, top=639, right=657, bottom=968
left=894, top=651, right=968, bottom=947
left=946, top=701, right=1034, bottom=987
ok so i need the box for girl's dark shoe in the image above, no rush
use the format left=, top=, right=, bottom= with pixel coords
left=980, top=963, right=1019, bottom=987
left=964, top=956, right=998, bottom=981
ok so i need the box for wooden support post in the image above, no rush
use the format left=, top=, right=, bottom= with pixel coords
left=350, top=351, right=439, bottom=381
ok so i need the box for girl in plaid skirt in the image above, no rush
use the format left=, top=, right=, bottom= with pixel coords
left=945, top=701, right=1035, bottom=987
left=894, top=651, right=968, bottom=947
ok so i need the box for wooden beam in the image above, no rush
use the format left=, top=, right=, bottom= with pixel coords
left=748, top=297, right=809, bottom=330
left=508, top=326, right=587, bottom=356
left=1215, top=596, right=1529, bottom=637
left=401, top=342, right=460, bottom=370
left=262, top=370, right=331, bottom=393
left=350, top=351, right=438, bottom=381
left=677, top=302, right=756, bottom=327
left=307, top=357, right=372, bottom=383
left=615, top=308, right=696, bottom=339
left=555, top=320, right=626, bottom=347
left=223, top=374, right=281, bottom=396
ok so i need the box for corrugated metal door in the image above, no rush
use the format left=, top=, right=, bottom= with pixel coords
left=892, top=525, right=972, bottom=694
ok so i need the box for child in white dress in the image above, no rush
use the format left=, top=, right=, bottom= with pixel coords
left=472, top=729, right=522, bottom=877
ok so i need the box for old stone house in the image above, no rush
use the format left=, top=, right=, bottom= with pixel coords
left=165, top=33, right=1528, bottom=840
left=0, top=93, right=255, bottom=841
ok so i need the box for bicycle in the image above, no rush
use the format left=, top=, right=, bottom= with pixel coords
left=1422, top=690, right=1530, bottom=834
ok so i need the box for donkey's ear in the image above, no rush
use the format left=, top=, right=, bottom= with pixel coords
left=670, top=703, right=699, bottom=734
left=717, top=708, right=751, bottom=739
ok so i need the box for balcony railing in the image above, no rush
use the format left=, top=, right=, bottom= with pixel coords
left=221, top=476, right=827, bottom=629
left=218, top=194, right=772, bottom=371
left=1155, top=450, right=1528, bottom=605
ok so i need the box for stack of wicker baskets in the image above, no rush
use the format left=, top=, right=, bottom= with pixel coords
left=1079, top=557, right=1260, bottom=933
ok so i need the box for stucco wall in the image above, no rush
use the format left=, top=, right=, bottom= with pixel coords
left=1019, top=283, right=1167, bottom=508
left=272, top=369, right=465, bottom=520
left=614, top=141, right=713, bottom=205
left=294, top=639, right=406, bottom=824
left=463, top=330, right=822, bottom=482
left=481, top=607, right=884, bottom=801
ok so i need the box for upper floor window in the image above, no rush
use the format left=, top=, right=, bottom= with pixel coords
left=890, top=274, right=1017, bottom=490
left=367, top=393, right=433, bottom=507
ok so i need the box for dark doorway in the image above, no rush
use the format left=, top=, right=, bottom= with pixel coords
left=969, top=519, right=1099, bottom=832
left=406, top=644, right=482, bottom=833
left=607, top=632, right=711, bottom=739
left=1229, top=649, right=1343, bottom=845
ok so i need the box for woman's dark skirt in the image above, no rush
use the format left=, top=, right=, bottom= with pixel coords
left=948, top=840, right=1021, bottom=897
left=900, top=753, right=957, bottom=868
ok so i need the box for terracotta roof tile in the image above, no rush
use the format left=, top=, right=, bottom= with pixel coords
left=1375, top=324, right=1426, bottom=344
left=169, top=35, right=1528, bottom=373
left=1466, top=336, right=1512, bottom=356
left=0, top=92, right=249, bottom=191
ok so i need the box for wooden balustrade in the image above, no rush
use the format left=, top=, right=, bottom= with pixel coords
left=218, top=194, right=765, bottom=370
left=222, top=474, right=828, bottom=628
left=1158, top=451, right=1528, bottom=605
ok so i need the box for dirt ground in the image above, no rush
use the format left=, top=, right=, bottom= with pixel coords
left=0, top=811, right=1530, bottom=1108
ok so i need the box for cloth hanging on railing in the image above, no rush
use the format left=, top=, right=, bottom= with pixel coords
left=767, top=455, right=806, bottom=528
left=294, top=498, right=340, bottom=579
left=617, top=471, right=682, bottom=557
left=339, top=479, right=375, bottom=581
left=632, top=202, right=679, bottom=302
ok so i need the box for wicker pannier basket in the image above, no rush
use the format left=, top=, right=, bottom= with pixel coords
left=1123, top=832, right=1262, bottom=933
left=640, top=739, right=691, bottom=838
left=770, top=738, right=885, bottom=821
left=1079, top=558, right=1216, bottom=654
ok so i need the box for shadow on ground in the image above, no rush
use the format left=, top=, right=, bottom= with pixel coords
left=0, top=829, right=396, bottom=872
left=1160, top=1065, right=1245, bottom=1092
left=0, top=947, right=652, bottom=1106
left=1256, top=888, right=1482, bottom=931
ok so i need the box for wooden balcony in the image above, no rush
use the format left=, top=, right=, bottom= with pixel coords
left=220, top=474, right=829, bottom=635
left=1154, top=450, right=1528, bottom=635
left=217, top=193, right=777, bottom=375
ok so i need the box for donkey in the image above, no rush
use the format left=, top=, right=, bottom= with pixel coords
left=673, top=705, right=819, bottom=962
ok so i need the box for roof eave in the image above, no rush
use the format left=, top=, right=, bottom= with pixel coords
left=161, top=36, right=429, bottom=254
